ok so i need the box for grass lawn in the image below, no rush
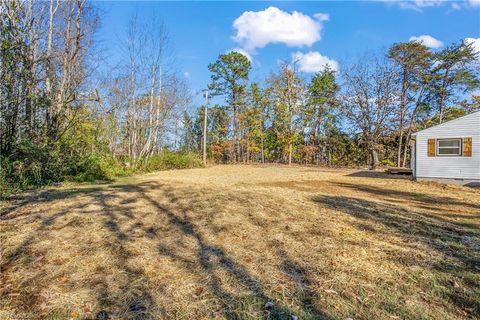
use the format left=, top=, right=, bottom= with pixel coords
left=1, top=165, right=479, bottom=319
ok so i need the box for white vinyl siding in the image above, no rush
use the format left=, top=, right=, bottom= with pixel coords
left=414, top=112, right=480, bottom=180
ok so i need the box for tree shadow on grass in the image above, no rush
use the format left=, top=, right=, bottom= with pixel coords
left=0, top=201, right=91, bottom=314
left=112, top=181, right=335, bottom=320
left=88, top=189, right=161, bottom=320
left=336, top=182, right=480, bottom=211
left=2, top=180, right=336, bottom=319
left=335, top=182, right=480, bottom=233
left=1, top=185, right=158, bottom=319
left=2, top=201, right=90, bottom=264
left=313, top=195, right=480, bottom=318
left=278, top=249, right=328, bottom=319
left=1, top=186, right=105, bottom=219
left=347, top=171, right=412, bottom=180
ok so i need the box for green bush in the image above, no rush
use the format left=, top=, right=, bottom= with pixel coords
left=0, top=159, right=43, bottom=196
left=380, top=159, right=396, bottom=167
left=0, top=141, right=51, bottom=195
left=64, top=155, right=110, bottom=182
left=140, top=151, right=204, bottom=172
left=1, top=143, right=203, bottom=197
left=101, top=158, right=134, bottom=178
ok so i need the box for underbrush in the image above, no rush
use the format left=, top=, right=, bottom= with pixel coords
left=1, top=150, right=203, bottom=197
left=139, top=151, right=204, bottom=172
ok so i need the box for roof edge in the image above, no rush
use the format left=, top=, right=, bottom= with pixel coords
left=413, top=110, right=480, bottom=135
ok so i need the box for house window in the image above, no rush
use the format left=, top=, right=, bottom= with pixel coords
left=437, top=138, right=462, bottom=156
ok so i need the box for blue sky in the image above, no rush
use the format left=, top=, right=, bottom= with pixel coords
left=95, top=1, right=480, bottom=107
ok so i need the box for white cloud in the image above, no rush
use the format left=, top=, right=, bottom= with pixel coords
left=233, top=7, right=328, bottom=54
left=451, top=0, right=480, bottom=9
left=229, top=48, right=253, bottom=62
left=451, top=2, right=461, bottom=10
left=383, top=0, right=446, bottom=11
left=183, top=71, right=190, bottom=78
left=409, top=35, right=443, bottom=48
left=292, top=51, right=339, bottom=73
left=313, top=13, right=330, bottom=22
left=384, top=0, right=480, bottom=10
left=465, top=38, right=480, bottom=54
left=468, top=0, right=480, bottom=7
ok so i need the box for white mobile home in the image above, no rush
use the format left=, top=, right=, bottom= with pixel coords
left=411, top=111, right=480, bottom=186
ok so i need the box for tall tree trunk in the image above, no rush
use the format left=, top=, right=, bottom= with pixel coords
left=288, top=142, right=292, bottom=166
left=232, top=97, right=239, bottom=163
left=45, top=0, right=58, bottom=128
left=438, top=70, right=449, bottom=124
left=150, top=68, right=163, bottom=158
left=51, top=0, right=75, bottom=140
left=402, top=85, right=425, bottom=166
left=261, top=134, right=265, bottom=164
left=24, top=0, right=36, bottom=135
left=402, top=132, right=411, bottom=167
left=371, top=144, right=379, bottom=170
left=439, top=94, right=445, bottom=124
left=129, top=54, right=136, bottom=160
left=288, top=97, right=293, bottom=166
left=397, top=71, right=407, bottom=167
left=174, top=118, right=178, bottom=150
left=139, top=65, right=157, bottom=159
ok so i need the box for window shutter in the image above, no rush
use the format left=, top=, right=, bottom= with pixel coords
left=463, top=137, right=472, bottom=157
left=427, top=139, right=436, bottom=157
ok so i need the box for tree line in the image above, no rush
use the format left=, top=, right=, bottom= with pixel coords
left=1, top=1, right=479, bottom=193
left=182, top=42, right=478, bottom=168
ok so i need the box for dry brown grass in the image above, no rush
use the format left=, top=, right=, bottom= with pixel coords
left=1, top=165, right=479, bottom=319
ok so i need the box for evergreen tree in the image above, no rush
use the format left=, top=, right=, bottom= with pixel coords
left=208, top=51, right=251, bottom=162
left=431, top=41, right=479, bottom=123
left=305, top=66, right=340, bottom=165
left=388, top=41, right=432, bottom=167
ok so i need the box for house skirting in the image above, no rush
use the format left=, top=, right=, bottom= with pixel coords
left=415, top=177, right=480, bottom=187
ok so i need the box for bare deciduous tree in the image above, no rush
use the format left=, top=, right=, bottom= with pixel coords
left=342, top=55, right=398, bottom=169
left=104, top=13, right=190, bottom=164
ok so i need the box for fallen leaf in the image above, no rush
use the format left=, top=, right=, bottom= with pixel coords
left=195, top=287, right=204, bottom=296
left=325, top=289, right=338, bottom=294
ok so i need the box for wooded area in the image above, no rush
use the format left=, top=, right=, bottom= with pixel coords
left=1, top=0, right=479, bottom=194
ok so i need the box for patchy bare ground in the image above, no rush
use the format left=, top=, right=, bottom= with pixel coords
left=1, top=165, right=479, bottom=320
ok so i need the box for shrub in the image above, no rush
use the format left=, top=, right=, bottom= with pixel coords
left=1, top=144, right=203, bottom=197
left=0, top=158, right=43, bottom=197
left=0, top=140, right=51, bottom=196
left=64, top=155, right=110, bottom=182
left=380, top=159, right=396, bottom=167
left=102, top=158, right=135, bottom=178
left=140, top=151, right=204, bottom=172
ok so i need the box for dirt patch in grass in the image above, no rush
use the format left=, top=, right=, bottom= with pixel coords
left=1, top=165, right=479, bottom=319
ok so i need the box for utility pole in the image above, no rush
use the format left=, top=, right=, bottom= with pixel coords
left=203, top=90, right=209, bottom=166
